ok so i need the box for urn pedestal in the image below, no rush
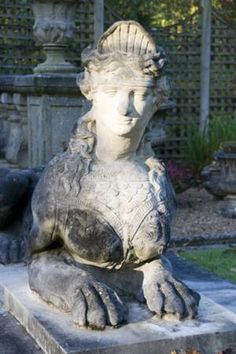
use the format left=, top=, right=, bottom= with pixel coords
left=31, top=0, right=78, bottom=74
left=202, top=141, right=236, bottom=218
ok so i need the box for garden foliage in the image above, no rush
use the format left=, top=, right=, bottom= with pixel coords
left=184, top=115, right=236, bottom=177
left=166, top=115, right=236, bottom=193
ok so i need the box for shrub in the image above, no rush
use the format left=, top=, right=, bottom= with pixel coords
left=166, top=160, right=194, bottom=193
left=183, top=115, right=236, bottom=178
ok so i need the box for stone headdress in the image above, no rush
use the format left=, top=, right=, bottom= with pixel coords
left=79, top=21, right=168, bottom=94
left=96, top=20, right=167, bottom=77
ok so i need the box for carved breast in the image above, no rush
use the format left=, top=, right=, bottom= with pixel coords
left=56, top=158, right=166, bottom=268
left=78, top=160, right=158, bottom=239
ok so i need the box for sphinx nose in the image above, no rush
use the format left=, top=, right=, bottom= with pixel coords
left=117, top=91, right=134, bottom=116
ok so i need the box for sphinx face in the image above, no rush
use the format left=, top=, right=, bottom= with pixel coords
left=92, top=82, right=157, bottom=138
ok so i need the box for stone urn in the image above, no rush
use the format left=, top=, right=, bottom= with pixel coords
left=31, top=0, right=78, bottom=73
left=202, top=141, right=236, bottom=218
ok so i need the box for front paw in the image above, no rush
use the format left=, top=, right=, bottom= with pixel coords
left=0, top=233, right=25, bottom=264
left=143, top=266, right=200, bottom=319
left=70, top=280, right=127, bottom=330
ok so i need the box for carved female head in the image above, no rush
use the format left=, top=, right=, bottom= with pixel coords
left=70, top=21, right=169, bottom=159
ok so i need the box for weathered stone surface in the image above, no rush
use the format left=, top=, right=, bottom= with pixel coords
left=28, top=94, right=88, bottom=167
left=0, top=167, right=29, bottom=228
left=27, top=20, right=200, bottom=330
left=0, top=260, right=236, bottom=354
left=0, top=300, right=42, bottom=354
left=0, top=233, right=25, bottom=265
left=0, top=115, right=7, bottom=158
left=0, top=167, right=42, bottom=264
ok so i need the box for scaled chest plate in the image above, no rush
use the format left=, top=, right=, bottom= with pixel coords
left=55, top=160, right=163, bottom=266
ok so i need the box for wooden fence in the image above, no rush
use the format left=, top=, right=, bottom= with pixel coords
left=0, top=0, right=36, bottom=74
left=210, top=10, right=236, bottom=121
left=0, top=0, right=236, bottom=161
left=150, top=10, right=202, bottom=160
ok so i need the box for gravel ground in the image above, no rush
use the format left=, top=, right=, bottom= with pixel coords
left=172, top=187, right=236, bottom=237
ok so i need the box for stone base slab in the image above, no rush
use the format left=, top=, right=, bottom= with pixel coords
left=0, top=264, right=236, bottom=354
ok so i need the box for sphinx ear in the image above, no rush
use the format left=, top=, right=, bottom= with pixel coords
left=80, top=85, right=94, bottom=101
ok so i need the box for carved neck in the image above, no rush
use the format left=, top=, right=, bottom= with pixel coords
left=95, top=122, right=142, bottom=162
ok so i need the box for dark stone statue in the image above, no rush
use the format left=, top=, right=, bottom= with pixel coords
left=0, top=167, right=41, bottom=264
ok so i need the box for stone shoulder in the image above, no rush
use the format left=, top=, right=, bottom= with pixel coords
left=31, top=153, right=68, bottom=209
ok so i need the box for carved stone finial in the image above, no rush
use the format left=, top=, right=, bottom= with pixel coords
left=31, top=0, right=78, bottom=74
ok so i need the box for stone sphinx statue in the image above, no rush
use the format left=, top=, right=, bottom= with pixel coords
left=28, top=21, right=200, bottom=329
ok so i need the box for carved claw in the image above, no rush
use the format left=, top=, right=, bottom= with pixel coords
left=70, top=280, right=127, bottom=330
left=142, top=260, right=200, bottom=319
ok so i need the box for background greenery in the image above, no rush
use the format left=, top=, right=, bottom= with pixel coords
left=105, top=0, right=236, bottom=28
left=183, top=116, right=236, bottom=178
left=181, top=247, right=236, bottom=284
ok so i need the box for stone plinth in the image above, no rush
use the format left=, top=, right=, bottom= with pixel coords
left=0, top=74, right=90, bottom=167
left=16, top=74, right=90, bottom=167
left=28, top=94, right=86, bottom=167
left=0, top=255, right=236, bottom=354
